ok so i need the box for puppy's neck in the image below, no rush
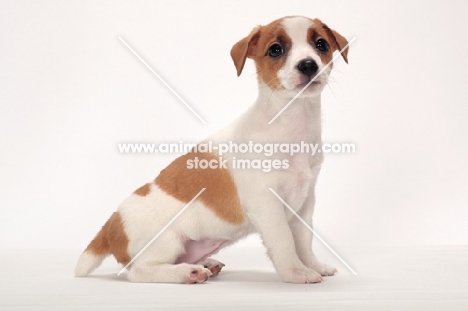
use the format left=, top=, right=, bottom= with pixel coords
left=257, top=86, right=321, bottom=109
left=255, top=85, right=322, bottom=143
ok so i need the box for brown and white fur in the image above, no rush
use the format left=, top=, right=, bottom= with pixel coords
left=75, top=16, right=349, bottom=284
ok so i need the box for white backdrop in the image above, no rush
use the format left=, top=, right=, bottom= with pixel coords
left=1, top=0, right=467, bottom=249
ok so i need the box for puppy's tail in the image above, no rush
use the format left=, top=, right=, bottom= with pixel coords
left=74, top=214, right=114, bottom=277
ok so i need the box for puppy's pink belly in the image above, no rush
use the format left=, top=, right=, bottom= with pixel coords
left=176, top=239, right=229, bottom=264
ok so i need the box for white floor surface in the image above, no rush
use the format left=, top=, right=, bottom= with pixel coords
left=1, top=245, right=467, bottom=310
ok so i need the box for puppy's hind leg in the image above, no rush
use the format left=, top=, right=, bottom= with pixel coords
left=125, top=230, right=211, bottom=284
left=128, top=263, right=212, bottom=284
left=196, top=257, right=225, bottom=277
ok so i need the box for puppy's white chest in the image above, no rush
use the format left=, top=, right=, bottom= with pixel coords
left=273, top=103, right=322, bottom=211
left=280, top=153, right=319, bottom=210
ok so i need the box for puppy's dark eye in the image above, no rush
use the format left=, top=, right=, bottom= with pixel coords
left=315, top=39, right=329, bottom=52
left=268, top=43, right=284, bottom=58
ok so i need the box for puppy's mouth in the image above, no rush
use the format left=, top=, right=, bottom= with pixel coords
left=298, top=80, right=321, bottom=87
left=279, top=74, right=326, bottom=93
left=296, top=79, right=322, bottom=91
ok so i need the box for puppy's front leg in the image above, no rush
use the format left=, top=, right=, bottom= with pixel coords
left=249, top=192, right=322, bottom=284
left=290, top=187, right=337, bottom=277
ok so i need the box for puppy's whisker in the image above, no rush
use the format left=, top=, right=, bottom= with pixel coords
left=327, top=83, right=337, bottom=99
left=264, top=88, right=274, bottom=113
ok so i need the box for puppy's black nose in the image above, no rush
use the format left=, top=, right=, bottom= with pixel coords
left=297, top=58, right=318, bottom=77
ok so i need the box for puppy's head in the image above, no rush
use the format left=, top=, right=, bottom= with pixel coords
left=231, top=16, right=348, bottom=98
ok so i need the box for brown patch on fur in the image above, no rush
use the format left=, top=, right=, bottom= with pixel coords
left=310, top=19, right=349, bottom=64
left=231, top=18, right=289, bottom=89
left=231, top=16, right=348, bottom=87
left=85, top=212, right=131, bottom=265
left=154, top=150, right=244, bottom=225
left=134, top=183, right=151, bottom=196
left=230, top=26, right=261, bottom=77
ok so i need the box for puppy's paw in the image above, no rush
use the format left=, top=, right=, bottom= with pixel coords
left=311, top=262, right=337, bottom=276
left=282, top=268, right=323, bottom=284
left=197, top=258, right=225, bottom=277
left=183, top=266, right=212, bottom=284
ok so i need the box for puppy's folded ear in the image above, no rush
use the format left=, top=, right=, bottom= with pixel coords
left=318, top=20, right=349, bottom=64
left=330, top=29, right=349, bottom=63
left=230, top=26, right=261, bottom=76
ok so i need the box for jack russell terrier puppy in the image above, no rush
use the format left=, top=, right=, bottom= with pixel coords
left=75, top=15, right=349, bottom=284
